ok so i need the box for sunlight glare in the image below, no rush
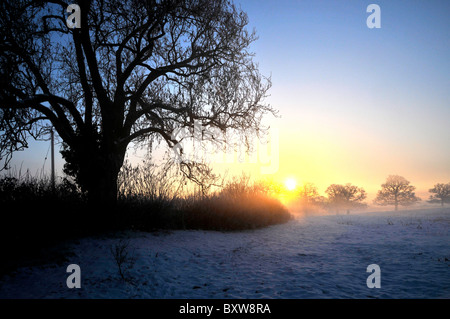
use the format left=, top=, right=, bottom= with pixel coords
left=285, top=178, right=297, bottom=191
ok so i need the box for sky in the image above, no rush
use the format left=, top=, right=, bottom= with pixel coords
left=3, top=0, right=450, bottom=200
left=227, top=0, right=450, bottom=198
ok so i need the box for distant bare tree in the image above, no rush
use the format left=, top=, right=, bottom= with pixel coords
left=428, top=183, right=450, bottom=207
left=298, top=182, right=320, bottom=205
left=374, top=175, right=420, bottom=211
left=325, top=183, right=367, bottom=214
left=0, top=0, right=275, bottom=206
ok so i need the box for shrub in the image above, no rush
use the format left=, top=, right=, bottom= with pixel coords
left=110, top=238, right=136, bottom=283
left=181, top=175, right=292, bottom=230
left=0, top=168, right=291, bottom=276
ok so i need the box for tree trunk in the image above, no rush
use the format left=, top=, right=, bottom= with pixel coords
left=87, top=161, right=119, bottom=206
left=86, top=151, right=125, bottom=207
left=62, top=106, right=128, bottom=210
left=63, top=136, right=126, bottom=208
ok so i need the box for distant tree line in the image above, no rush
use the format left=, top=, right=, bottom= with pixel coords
left=295, top=175, right=450, bottom=213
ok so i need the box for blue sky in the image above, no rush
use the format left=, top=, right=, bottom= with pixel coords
left=231, top=0, right=450, bottom=194
left=3, top=0, right=450, bottom=196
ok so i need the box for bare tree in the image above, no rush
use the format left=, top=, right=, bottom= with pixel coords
left=374, top=175, right=420, bottom=211
left=297, top=182, right=321, bottom=205
left=325, top=183, right=367, bottom=214
left=428, top=183, right=450, bottom=207
left=0, top=0, right=275, bottom=205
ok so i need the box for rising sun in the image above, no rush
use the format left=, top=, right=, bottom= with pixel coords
left=285, top=178, right=297, bottom=191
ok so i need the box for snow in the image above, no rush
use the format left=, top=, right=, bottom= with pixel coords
left=1, top=207, right=449, bottom=299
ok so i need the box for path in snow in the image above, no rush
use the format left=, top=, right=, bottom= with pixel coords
left=1, top=207, right=449, bottom=298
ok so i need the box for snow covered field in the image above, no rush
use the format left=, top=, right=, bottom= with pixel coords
left=1, top=207, right=449, bottom=299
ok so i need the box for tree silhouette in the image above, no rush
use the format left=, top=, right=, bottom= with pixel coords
left=374, top=175, right=420, bottom=211
left=325, top=183, right=367, bottom=214
left=297, top=182, right=321, bottom=205
left=0, top=0, right=275, bottom=205
left=428, top=183, right=450, bottom=207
